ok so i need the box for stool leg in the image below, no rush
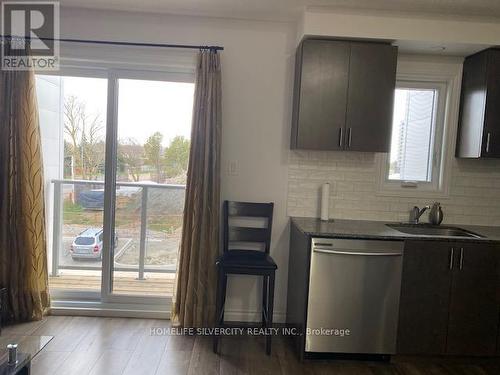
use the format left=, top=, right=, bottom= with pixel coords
left=213, top=268, right=225, bottom=354
left=221, top=274, right=227, bottom=323
left=266, top=272, right=275, bottom=356
left=262, top=275, right=268, bottom=327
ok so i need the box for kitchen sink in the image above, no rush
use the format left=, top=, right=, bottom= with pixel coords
left=386, top=223, right=484, bottom=238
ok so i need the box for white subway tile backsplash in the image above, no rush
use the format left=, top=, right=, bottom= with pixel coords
left=287, top=151, right=500, bottom=226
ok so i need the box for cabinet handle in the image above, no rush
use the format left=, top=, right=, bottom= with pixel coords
left=449, top=247, right=454, bottom=270
left=459, top=248, right=464, bottom=270
left=348, top=128, right=352, bottom=148
left=486, top=132, right=491, bottom=153
left=339, top=128, right=343, bottom=148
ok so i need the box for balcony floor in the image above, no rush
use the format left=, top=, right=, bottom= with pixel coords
left=49, top=272, right=175, bottom=296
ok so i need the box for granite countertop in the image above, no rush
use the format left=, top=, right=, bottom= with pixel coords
left=291, top=217, right=500, bottom=244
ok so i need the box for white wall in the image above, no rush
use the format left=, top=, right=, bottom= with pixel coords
left=59, top=7, right=296, bottom=322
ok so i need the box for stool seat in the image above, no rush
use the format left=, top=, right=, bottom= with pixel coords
left=217, top=250, right=277, bottom=270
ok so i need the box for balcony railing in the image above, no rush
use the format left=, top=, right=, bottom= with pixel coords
left=51, top=179, right=186, bottom=280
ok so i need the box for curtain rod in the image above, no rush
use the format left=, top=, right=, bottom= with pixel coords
left=1, top=35, right=224, bottom=51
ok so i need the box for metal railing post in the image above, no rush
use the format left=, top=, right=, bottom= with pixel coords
left=137, top=186, right=148, bottom=280
left=51, top=181, right=63, bottom=277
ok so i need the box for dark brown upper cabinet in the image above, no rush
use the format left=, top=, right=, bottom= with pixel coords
left=457, top=48, right=500, bottom=158
left=291, top=38, right=398, bottom=152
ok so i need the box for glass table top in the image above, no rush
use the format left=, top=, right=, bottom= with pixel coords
left=0, top=334, right=52, bottom=363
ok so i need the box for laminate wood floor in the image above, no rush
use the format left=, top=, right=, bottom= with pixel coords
left=3, top=316, right=500, bottom=375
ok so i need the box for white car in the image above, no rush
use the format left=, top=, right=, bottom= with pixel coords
left=70, top=228, right=117, bottom=261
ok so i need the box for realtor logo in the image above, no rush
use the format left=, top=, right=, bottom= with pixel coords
left=1, top=1, right=59, bottom=70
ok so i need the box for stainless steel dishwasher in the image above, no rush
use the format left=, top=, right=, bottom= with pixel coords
left=306, top=238, right=404, bottom=355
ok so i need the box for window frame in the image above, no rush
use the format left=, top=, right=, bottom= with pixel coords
left=376, top=57, right=463, bottom=199
left=384, top=80, right=447, bottom=191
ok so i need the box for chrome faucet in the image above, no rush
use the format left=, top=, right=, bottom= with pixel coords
left=409, top=205, right=430, bottom=224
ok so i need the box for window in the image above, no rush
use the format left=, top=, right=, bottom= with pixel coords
left=379, top=80, right=447, bottom=194
left=36, top=68, right=194, bottom=307
left=37, top=74, right=108, bottom=294
left=389, top=86, right=438, bottom=182
left=112, top=76, right=194, bottom=297
left=75, top=237, right=95, bottom=245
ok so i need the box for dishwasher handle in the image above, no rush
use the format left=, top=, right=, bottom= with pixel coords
left=313, top=247, right=402, bottom=257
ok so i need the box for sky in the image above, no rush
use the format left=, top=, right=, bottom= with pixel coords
left=60, top=76, right=194, bottom=147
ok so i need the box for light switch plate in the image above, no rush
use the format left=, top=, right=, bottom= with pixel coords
left=228, top=160, right=239, bottom=176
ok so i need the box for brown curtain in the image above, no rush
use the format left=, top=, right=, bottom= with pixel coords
left=172, top=49, right=221, bottom=328
left=0, top=63, right=50, bottom=322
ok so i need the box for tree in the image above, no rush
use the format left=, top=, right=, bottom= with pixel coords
left=144, top=132, right=163, bottom=183
left=163, top=136, right=190, bottom=178
left=81, top=119, right=105, bottom=180
left=63, top=95, right=105, bottom=180
left=118, top=138, right=144, bottom=182
left=64, top=95, right=83, bottom=173
left=63, top=141, right=73, bottom=179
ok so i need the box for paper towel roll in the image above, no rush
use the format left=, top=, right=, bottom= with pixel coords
left=320, top=183, right=330, bottom=221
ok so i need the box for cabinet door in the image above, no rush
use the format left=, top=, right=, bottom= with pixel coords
left=484, top=50, right=500, bottom=157
left=345, top=42, right=397, bottom=152
left=292, top=39, right=350, bottom=150
left=447, top=243, right=500, bottom=355
left=456, top=51, right=488, bottom=158
left=397, top=241, right=453, bottom=354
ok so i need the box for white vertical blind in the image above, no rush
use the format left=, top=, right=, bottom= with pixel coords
left=390, top=88, right=436, bottom=182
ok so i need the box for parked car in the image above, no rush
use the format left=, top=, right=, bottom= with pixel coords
left=70, top=228, right=118, bottom=261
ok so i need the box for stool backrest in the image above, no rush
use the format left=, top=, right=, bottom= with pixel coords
left=223, top=201, right=274, bottom=254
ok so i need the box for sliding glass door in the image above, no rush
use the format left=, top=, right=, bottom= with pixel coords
left=38, top=68, right=194, bottom=308
left=37, top=73, right=108, bottom=296
left=109, top=74, right=194, bottom=299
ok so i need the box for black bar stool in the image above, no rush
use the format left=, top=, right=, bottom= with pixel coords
left=213, top=201, right=277, bottom=355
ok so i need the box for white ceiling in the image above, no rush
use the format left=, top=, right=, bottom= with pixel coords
left=59, top=0, right=500, bottom=21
